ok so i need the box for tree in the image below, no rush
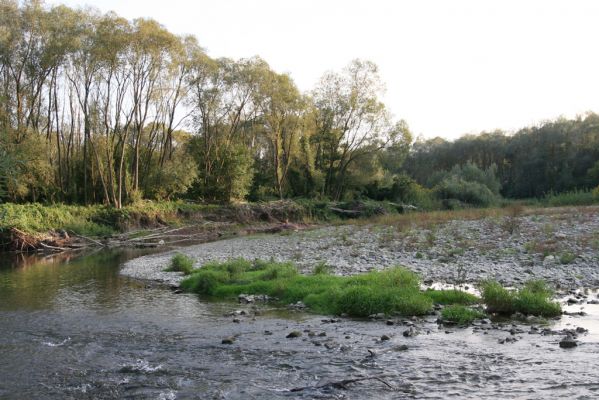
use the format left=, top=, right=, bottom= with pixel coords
left=312, top=59, right=397, bottom=200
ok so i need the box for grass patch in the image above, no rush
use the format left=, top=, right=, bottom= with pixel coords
left=181, top=259, right=443, bottom=317
left=542, top=189, right=599, bottom=207
left=425, top=289, right=479, bottom=305
left=481, top=280, right=561, bottom=317
left=441, top=305, right=486, bottom=325
left=312, top=261, right=332, bottom=275
left=164, top=253, right=195, bottom=275
left=559, top=251, right=577, bottom=265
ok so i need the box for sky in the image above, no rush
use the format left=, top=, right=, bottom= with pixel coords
left=46, top=0, right=599, bottom=140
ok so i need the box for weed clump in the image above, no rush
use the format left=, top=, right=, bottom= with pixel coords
left=164, top=253, right=195, bottom=275
left=481, top=280, right=561, bottom=317
left=441, top=305, right=486, bottom=325
left=312, top=262, right=332, bottom=275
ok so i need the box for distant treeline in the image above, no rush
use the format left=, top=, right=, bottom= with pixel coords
left=404, top=114, right=599, bottom=200
left=1, top=1, right=598, bottom=209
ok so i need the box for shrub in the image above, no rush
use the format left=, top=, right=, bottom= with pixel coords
left=165, top=253, right=195, bottom=275
left=434, top=177, right=499, bottom=208
left=441, top=305, right=486, bottom=325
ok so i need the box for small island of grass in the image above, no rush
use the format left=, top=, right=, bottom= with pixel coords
left=178, top=258, right=562, bottom=321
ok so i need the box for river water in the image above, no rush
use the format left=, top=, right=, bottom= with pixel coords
left=1, top=249, right=599, bottom=399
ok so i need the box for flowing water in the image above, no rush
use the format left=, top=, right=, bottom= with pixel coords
left=2, top=249, right=599, bottom=399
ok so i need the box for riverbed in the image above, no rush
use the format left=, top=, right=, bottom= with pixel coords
left=1, top=210, right=599, bottom=398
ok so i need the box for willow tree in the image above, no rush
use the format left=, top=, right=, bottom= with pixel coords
left=312, top=59, right=398, bottom=200
left=188, top=57, right=262, bottom=202
left=252, top=63, right=306, bottom=198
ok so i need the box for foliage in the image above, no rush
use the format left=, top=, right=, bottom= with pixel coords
left=481, top=280, right=561, bottom=317
left=406, top=115, right=599, bottom=200
left=0, top=2, right=598, bottom=207
left=432, top=162, right=501, bottom=208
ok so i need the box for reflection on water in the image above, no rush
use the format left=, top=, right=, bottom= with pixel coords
left=1, top=250, right=599, bottom=399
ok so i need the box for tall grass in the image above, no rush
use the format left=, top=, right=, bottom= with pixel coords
left=541, top=189, right=599, bottom=207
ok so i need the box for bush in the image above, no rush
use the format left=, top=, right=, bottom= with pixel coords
left=434, top=177, right=499, bottom=208
left=432, top=162, right=501, bottom=208
left=165, top=253, right=195, bottom=275
left=441, top=305, right=486, bottom=325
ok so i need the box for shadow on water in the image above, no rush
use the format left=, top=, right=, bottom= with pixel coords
left=2, top=249, right=599, bottom=399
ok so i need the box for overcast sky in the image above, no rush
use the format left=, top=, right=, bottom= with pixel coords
left=46, top=0, right=599, bottom=140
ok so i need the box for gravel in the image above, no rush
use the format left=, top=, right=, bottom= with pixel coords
left=121, top=207, right=599, bottom=289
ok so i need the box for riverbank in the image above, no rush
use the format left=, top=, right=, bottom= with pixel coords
left=122, top=205, right=599, bottom=290
left=0, top=200, right=315, bottom=252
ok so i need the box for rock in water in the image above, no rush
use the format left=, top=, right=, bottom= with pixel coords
left=403, top=327, right=418, bottom=337
left=559, top=335, right=578, bottom=349
left=286, top=331, right=302, bottom=338
left=222, top=336, right=236, bottom=344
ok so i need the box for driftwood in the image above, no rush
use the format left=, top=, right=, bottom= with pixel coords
left=290, top=374, right=396, bottom=392
left=329, top=207, right=362, bottom=216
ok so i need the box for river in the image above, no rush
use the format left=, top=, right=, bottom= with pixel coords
left=2, top=248, right=599, bottom=399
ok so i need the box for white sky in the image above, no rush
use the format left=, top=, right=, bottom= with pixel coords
left=47, top=0, right=599, bottom=139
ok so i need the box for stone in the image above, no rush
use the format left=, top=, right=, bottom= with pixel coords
left=403, top=327, right=418, bottom=337
left=221, top=336, right=235, bottom=344
left=286, top=330, right=302, bottom=338
left=559, top=335, right=578, bottom=349
left=380, top=334, right=391, bottom=341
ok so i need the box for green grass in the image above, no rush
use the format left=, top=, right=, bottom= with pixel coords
left=441, top=305, right=486, bottom=325
left=170, top=254, right=564, bottom=323
left=559, top=251, right=577, bottom=265
left=425, top=289, right=479, bottom=305
left=181, top=259, right=441, bottom=317
left=481, top=280, right=561, bottom=317
left=164, top=253, right=195, bottom=275
left=541, top=189, right=599, bottom=207
left=312, top=261, right=332, bottom=275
